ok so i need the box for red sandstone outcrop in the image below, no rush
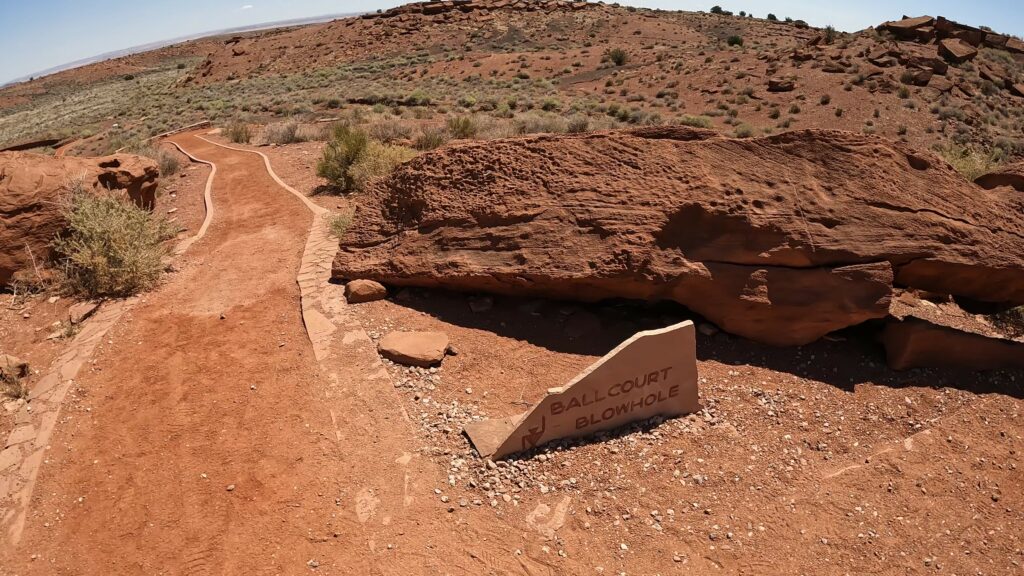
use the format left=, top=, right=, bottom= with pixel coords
left=332, top=127, right=1024, bottom=346
left=0, top=152, right=159, bottom=285
left=975, top=162, right=1024, bottom=193
left=882, top=292, right=1024, bottom=370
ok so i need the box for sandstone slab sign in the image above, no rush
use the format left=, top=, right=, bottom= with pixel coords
left=465, top=321, right=699, bottom=459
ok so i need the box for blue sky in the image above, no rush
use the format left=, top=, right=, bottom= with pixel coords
left=1, top=1, right=1022, bottom=85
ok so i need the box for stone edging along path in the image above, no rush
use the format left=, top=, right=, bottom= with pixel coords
left=0, top=138, right=216, bottom=546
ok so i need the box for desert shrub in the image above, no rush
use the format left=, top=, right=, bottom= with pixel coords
left=734, top=124, right=754, bottom=137
left=225, top=121, right=252, bottom=144
left=824, top=25, right=836, bottom=44
left=368, top=120, right=413, bottom=143
left=414, top=127, right=449, bottom=150
left=262, top=121, right=303, bottom=145
left=317, top=125, right=368, bottom=191
left=835, top=107, right=844, bottom=117
left=53, top=186, right=175, bottom=298
left=514, top=113, right=568, bottom=135
left=937, top=143, right=1001, bottom=181
left=897, top=85, right=911, bottom=99
left=541, top=98, right=561, bottom=111
left=820, top=94, right=831, bottom=105
left=127, top=144, right=180, bottom=177
left=447, top=115, right=479, bottom=138
left=676, top=115, right=713, bottom=128
left=766, top=13, right=777, bottom=21
left=349, top=142, right=417, bottom=191
left=329, top=214, right=352, bottom=238
left=567, top=115, right=591, bottom=134
left=297, top=124, right=331, bottom=142
left=404, top=89, right=432, bottom=106
left=789, top=104, right=801, bottom=114
left=727, top=35, right=744, bottom=47
left=606, top=48, right=628, bottom=66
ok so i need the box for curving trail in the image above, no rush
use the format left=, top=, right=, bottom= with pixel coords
left=0, top=131, right=559, bottom=575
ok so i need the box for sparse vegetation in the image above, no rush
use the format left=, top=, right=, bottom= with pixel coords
left=329, top=213, right=352, bottom=238
left=225, top=121, right=253, bottom=144
left=447, top=116, right=479, bottom=139
left=727, top=35, right=744, bottom=47
left=676, top=115, right=714, bottom=128
left=606, top=48, right=628, bottom=67
left=348, top=141, right=417, bottom=191
left=317, top=125, right=369, bottom=191
left=937, top=143, right=1002, bottom=181
left=53, top=183, right=175, bottom=298
left=414, top=127, right=449, bottom=150
left=262, top=121, right=304, bottom=145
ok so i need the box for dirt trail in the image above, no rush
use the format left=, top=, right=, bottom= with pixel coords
left=0, top=132, right=551, bottom=575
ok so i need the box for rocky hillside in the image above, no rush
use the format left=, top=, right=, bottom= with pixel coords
left=1, top=1, right=1021, bottom=159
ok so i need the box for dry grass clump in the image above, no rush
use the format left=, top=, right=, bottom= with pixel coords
left=414, top=126, right=449, bottom=150
left=368, top=119, right=414, bottom=143
left=225, top=121, right=253, bottom=144
left=329, top=213, right=352, bottom=238
left=53, top=183, right=175, bottom=298
left=513, top=112, right=568, bottom=135
left=675, top=115, right=714, bottom=128
left=260, top=121, right=305, bottom=145
left=126, top=143, right=180, bottom=176
left=447, top=116, right=479, bottom=139
left=1, top=356, right=29, bottom=399
left=349, top=141, right=417, bottom=191
left=937, top=143, right=1002, bottom=181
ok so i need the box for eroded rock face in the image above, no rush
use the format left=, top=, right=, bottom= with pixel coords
left=975, top=162, right=1024, bottom=193
left=0, top=152, right=159, bottom=286
left=333, top=127, right=1024, bottom=346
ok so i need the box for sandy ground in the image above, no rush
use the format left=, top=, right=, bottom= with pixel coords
left=0, top=147, right=209, bottom=445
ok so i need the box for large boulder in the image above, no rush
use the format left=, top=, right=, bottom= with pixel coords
left=938, top=38, right=978, bottom=63
left=333, top=128, right=1024, bottom=346
left=0, top=152, right=159, bottom=286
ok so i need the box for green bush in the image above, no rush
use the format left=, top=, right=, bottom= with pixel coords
left=606, top=48, right=628, bottom=66
left=349, top=142, right=417, bottom=191
left=317, top=125, right=368, bottom=191
left=727, top=35, right=744, bottom=47
left=53, top=186, right=175, bottom=298
left=447, top=116, right=479, bottom=139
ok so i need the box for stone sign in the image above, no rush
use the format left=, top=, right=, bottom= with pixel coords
left=465, top=321, right=699, bottom=459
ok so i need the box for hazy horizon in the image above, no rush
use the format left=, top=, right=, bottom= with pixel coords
left=2, top=0, right=1022, bottom=86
